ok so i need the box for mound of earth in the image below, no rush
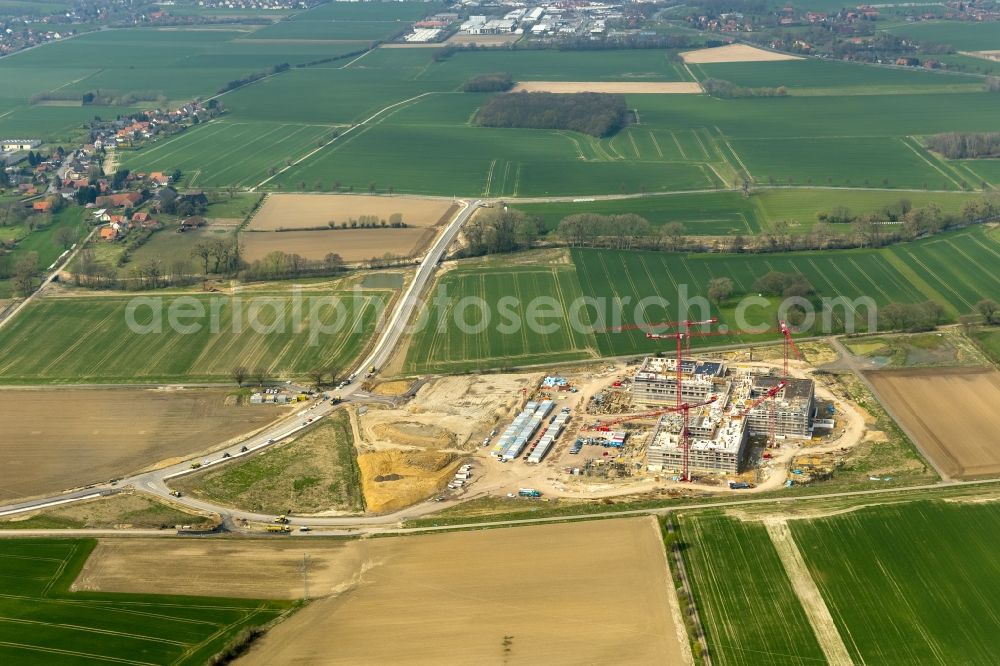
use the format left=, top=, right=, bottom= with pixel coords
left=357, top=450, right=459, bottom=513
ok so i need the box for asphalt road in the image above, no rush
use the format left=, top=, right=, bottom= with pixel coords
left=0, top=199, right=479, bottom=526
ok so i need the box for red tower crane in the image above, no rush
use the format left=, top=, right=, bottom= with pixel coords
left=594, top=396, right=718, bottom=481
left=682, top=317, right=718, bottom=353
left=737, top=380, right=786, bottom=448
left=779, top=320, right=802, bottom=379
left=645, top=331, right=686, bottom=410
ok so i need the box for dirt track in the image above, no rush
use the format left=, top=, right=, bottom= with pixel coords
left=0, top=389, right=283, bottom=502
left=681, top=43, right=803, bottom=64
left=249, top=194, right=456, bottom=231
left=511, top=81, right=703, bottom=94
left=867, top=367, right=1000, bottom=480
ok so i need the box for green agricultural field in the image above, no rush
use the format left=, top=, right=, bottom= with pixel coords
left=403, top=260, right=599, bottom=373
left=248, top=19, right=409, bottom=41
left=512, top=191, right=760, bottom=236
left=512, top=188, right=979, bottom=236
left=405, top=227, right=1000, bottom=371
left=733, top=136, right=959, bottom=190
left=932, top=53, right=1000, bottom=76
left=953, top=159, right=1000, bottom=188
left=637, top=92, right=1000, bottom=139
left=219, top=68, right=449, bottom=125
left=292, top=1, right=438, bottom=22
left=0, top=538, right=293, bottom=665
left=973, top=327, right=1000, bottom=364
left=426, top=48, right=690, bottom=83
left=886, top=20, right=1000, bottom=52
left=675, top=513, right=826, bottom=665
left=0, top=288, right=390, bottom=383
left=119, top=120, right=337, bottom=189
left=691, top=58, right=983, bottom=95
left=790, top=500, right=1000, bottom=664
left=0, top=207, right=89, bottom=298
left=751, top=188, right=979, bottom=229
left=272, top=94, right=721, bottom=196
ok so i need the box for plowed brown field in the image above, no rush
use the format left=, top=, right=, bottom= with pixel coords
left=866, top=367, right=1000, bottom=480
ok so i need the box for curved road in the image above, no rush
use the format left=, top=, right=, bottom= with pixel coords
left=0, top=199, right=480, bottom=528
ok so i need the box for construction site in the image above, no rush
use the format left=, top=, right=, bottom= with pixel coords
left=462, top=321, right=853, bottom=501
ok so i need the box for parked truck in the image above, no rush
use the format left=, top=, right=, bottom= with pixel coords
left=728, top=482, right=754, bottom=490
left=518, top=488, right=542, bottom=498
left=265, top=525, right=291, bottom=533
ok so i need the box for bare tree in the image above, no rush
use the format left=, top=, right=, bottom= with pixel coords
left=707, top=277, right=733, bottom=305
left=307, top=368, right=327, bottom=389
left=253, top=367, right=268, bottom=386
left=232, top=366, right=248, bottom=387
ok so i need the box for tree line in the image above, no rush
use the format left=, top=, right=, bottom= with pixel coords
left=217, top=63, right=290, bottom=95
left=926, top=132, right=1000, bottom=159
left=475, top=92, right=627, bottom=138
left=459, top=209, right=539, bottom=257
left=463, top=73, right=514, bottom=92
left=702, top=79, right=788, bottom=99
left=552, top=195, right=1000, bottom=254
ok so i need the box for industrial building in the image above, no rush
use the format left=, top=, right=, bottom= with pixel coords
left=632, top=356, right=726, bottom=405
left=1, top=139, right=40, bottom=152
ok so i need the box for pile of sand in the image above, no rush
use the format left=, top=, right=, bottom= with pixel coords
left=357, top=449, right=459, bottom=513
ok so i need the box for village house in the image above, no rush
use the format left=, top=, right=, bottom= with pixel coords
left=180, top=215, right=207, bottom=230
left=94, top=191, right=144, bottom=208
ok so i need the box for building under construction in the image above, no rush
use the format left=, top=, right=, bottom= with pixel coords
left=744, top=376, right=815, bottom=439
left=631, top=356, right=726, bottom=405
left=637, top=357, right=818, bottom=475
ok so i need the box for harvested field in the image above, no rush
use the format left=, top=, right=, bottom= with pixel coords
left=968, top=50, right=1000, bottom=61
left=240, top=227, right=435, bottom=262
left=241, top=518, right=681, bottom=664
left=866, top=367, right=1000, bottom=480
left=248, top=193, right=457, bottom=230
left=73, top=538, right=369, bottom=599
left=681, top=43, right=802, bottom=64
left=356, top=449, right=459, bottom=513
left=0, top=388, right=285, bottom=502
left=511, top=81, right=703, bottom=94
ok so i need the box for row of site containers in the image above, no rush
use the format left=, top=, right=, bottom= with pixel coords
left=492, top=401, right=539, bottom=456
left=494, top=400, right=555, bottom=460
left=503, top=416, right=542, bottom=460
left=526, top=410, right=571, bottom=463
